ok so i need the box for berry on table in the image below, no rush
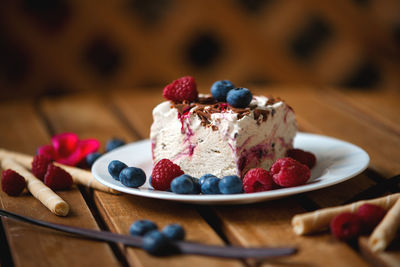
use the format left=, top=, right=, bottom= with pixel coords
left=201, top=177, right=221, bottom=194
left=31, top=154, right=52, bottom=180
left=199, top=173, right=217, bottom=186
left=151, top=159, right=184, bottom=191
left=130, top=220, right=158, bottom=236
left=163, top=76, right=198, bottom=102
left=119, top=167, right=146, bottom=188
left=162, top=224, right=185, bottom=241
left=210, top=80, right=235, bottom=102
left=171, top=175, right=195, bottom=194
left=1, top=169, right=26, bottom=196
left=226, top=88, right=253, bottom=108
left=106, top=138, right=125, bottom=152
left=243, top=168, right=274, bottom=193
left=44, top=165, right=73, bottom=190
left=356, top=204, right=386, bottom=234
left=141, top=230, right=170, bottom=255
left=218, top=175, right=243, bottom=194
left=286, top=148, right=317, bottom=169
left=86, top=152, right=102, bottom=167
left=108, top=160, right=127, bottom=180
left=270, top=157, right=310, bottom=187
left=330, top=212, right=362, bottom=241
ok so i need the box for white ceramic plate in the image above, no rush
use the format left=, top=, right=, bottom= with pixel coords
left=92, top=133, right=369, bottom=205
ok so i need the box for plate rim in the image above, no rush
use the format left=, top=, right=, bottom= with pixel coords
left=92, top=132, right=370, bottom=204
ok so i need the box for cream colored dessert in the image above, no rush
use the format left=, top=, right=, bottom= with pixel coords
left=150, top=94, right=297, bottom=178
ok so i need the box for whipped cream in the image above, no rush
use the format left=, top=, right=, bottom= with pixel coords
left=150, top=95, right=297, bottom=178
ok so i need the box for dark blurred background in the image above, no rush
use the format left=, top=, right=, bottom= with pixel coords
left=1, top=0, right=400, bottom=100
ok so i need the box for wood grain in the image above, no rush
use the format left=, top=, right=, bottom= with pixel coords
left=0, top=101, right=119, bottom=267
left=40, top=93, right=242, bottom=267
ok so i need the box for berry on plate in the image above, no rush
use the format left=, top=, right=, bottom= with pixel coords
left=108, top=160, right=127, bottom=180
left=330, top=212, right=362, bottom=241
left=270, top=157, right=310, bottom=187
left=286, top=148, right=316, bottom=169
left=210, top=80, right=235, bottom=102
left=130, top=220, right=158, bottom=236
left=151, top=159, right=184, bottom=191
left=106, top=138, right=125, bottom=152
left=171, top=174, right=195, bottom=194
left=1, top=169, right=26, bottom=196
left=142, top=230, right=170, bottom=255
left=162, top=224, right=185, bottom=241
left=243, top=168, right=274, bottom=193
left=356, top=204, right=386, bottom=234
left=31, top=154, right=52, bottom=180
left=86, top=152, right=102, bottom=167
left=44, top=165, right=73, bottom=190
left=163, top=76, right=198, bottom=102
left=218, top=175, right=243, bottom=194
left=201, top=177, right=221, bottom=194
left=226, top=88, right=252, bottom=108
left=119, top=167, right=146, bottom=188
left=190, top=177, right=201, bottom=194
left=199, top=173, right=217, bottom=186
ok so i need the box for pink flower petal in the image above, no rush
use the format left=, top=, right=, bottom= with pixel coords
left=52, top=132, right=78, bottom=158
left=37, top=145, right=57, bottom=160
left=55, top=138, right=100, bottom=166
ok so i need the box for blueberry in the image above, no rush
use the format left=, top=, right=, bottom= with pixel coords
left=119, top=167, right=146, bottom=188
left=171, top=175, right=195, bottom=194
left=86, top=152, right=102, bottom=167
left=129, top=220, right=158, bottom=236
left=199, top=174, right=217, bottom=186
left=108, top=160, right=127, bottom=180
left=218, top=175, right=243, bottom=194
left=211, top=80, right=235, bottom=102
left=141, top=230, right=170, bottom=255
left=201, top=177, right=221, bottom=194
left=162, top=224, right=185, bottom=241
left=226, top=88, right=253, bottom=108
left=190, top=177, right=201, bottom=194
left=106, top=138, right=125, bottom=152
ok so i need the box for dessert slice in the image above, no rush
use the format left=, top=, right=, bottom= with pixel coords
left=151, top=94, right=297, bottom=178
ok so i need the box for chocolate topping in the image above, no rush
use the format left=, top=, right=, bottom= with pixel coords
left=171, top=95, right=277, bottom=130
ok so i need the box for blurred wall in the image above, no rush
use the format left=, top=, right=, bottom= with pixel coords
left=1, top=0, right=400, bottom=99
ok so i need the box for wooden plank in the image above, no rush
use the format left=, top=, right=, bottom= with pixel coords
left=112, top=89, right=370, bottom=266
left=0, top=100, right=119, bottom=267
left=359, top=236, right=400, bottom=267
left=40, top=93, right=242, bottom=267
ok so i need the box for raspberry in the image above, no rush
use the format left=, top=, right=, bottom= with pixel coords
left=270, top=157, right=310, bottom=187
left=330, top=212, right=362, bottom=241
left=163, top=76, right=198, bottom=102
left=31, top=154, right=53, bottom=180
left=243, top=168, right=274, bottom=193
left=1, top=169, right=26, bottom=196
left=44, top=165, right=73, bottom=190
left=356, top=204, right=386, bottom=234
left=151, top=159, right=184, bottom=191
left=286, top=149, right=316, bottom=169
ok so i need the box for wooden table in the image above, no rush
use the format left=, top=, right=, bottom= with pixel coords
left=0, top=86, right=399, bottom=266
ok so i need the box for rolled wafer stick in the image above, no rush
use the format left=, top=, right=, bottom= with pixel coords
left=292, top=193, right=400, bottom=235
left=0, top=149, right=118, bottom=194
left=369, top=198, right=400, bottom=252
left=1, top=158, right=69, bottom=216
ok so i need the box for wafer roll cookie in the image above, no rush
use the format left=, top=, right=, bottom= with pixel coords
left=1, top=158, right=69, bottom=216
left=0, top=148, right=118, bottom=194
left=369, top=198, right=400, bottom=252
left=292, top=193, right=400, bottom=235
